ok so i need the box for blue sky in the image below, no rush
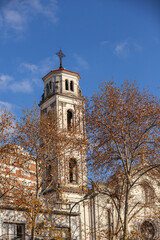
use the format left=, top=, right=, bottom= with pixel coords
left=0, top=0, right=160, bottom=117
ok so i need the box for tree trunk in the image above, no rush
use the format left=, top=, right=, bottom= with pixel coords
left=123, top=181, right=129, bottom=240
left=30, top=214, right=36, bottom=240
left=31, top=225, right=35, bottom=240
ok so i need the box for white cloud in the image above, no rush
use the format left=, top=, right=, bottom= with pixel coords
left=0, top=101, right=15, bottom=111
left=74, top=54, right=89, bottom=70
left=0, top=101, right=20, bottom=116
left=20, top=63, right=38, bottom=73
left=10, top=80, right=33, bottom=93
left=20, top=55, right=58, bottom=75
left=0, top=54, right=58, bottom=94
left=114, top=39, right=142, bottom=58
left=31, top=0, right=58, bottom=23
left=0, top=74, right=13, bottom=88
left=100, top=40, right=109, bottom=46
left=114, top=41, right=129, bottom=57
left=0, top=74, right=32, bottom=93
left=0, top=0, right=58, bottom=33
left=0, top=74, right=13, bottom=82
left=18, top=55, right=58, bottom=87
left=3, top=9, right=25, bottom=31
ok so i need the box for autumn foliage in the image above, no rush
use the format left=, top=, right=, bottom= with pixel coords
left=0, top=103, right=86, bottom=239
left=86, top=81, right=160, bottom=239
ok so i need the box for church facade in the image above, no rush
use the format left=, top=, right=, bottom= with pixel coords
left=0, top=51, right=159, bottom=240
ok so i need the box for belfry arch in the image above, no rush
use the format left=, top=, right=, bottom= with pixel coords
left=69, top=159, right=78, bottom=183
left=67, top=109, right=73, bottom=131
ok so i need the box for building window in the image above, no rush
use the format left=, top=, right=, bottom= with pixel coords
left=141, top=182, right=155, bottom=205
left=70, top=81, right=74, bottom=91
left=140, top=221, right=155, bottom=240
left=67, top=110, right=73, bottom=131
left=46, top=163, right=52, bottom=183
left=49, top=81, right=52, bottom=92
left=46, top=83, right=49, bottom=96
left=65, top=79, right=69, bottom=90
left=69, top=159, right=77, bottom=183
left=3, top=223, right=25, bottom=240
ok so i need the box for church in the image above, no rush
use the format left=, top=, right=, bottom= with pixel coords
left=0, top=50, right=159, bottom=240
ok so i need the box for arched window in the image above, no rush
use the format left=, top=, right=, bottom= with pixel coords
left=70, top=81, right=74, bottom=91
left=65, top=79, right=69, bottom=90
left=46, top=163, right=52, bottom=183
left=49, top=81, right=52, bottom=91
left=141, top=182, right=155, bottom=205
left=46, top=83, right=49, bottom=96
left=69, top=159, right=77, bottom=183
left=67, top=110, right=73, bottom=131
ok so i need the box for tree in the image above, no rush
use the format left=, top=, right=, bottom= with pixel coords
left=11, top=106, right=60, bottom=239
left=86, top=81, right=160, bottom=240
left=0, top=108, right=18, bottom=199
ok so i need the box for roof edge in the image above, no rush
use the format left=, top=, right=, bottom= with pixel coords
left=42, top=68, right=80, bottom=81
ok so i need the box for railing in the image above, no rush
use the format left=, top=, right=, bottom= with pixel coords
left=40, top=90, right=55, bottom=104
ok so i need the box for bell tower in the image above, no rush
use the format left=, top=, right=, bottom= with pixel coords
left=39, top=50, right=87, bottom=195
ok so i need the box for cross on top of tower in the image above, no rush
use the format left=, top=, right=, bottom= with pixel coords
left=56, top=49, right=66, bottom=69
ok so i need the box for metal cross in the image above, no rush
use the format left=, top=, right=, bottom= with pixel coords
left=56, top=49, right=66, bottom=69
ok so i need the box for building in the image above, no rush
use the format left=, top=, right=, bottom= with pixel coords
left=0, top=147, right=36, bottom=240
left=0, top=50, right=159, bottom=240
left=39, top=50, right=89, bottom=240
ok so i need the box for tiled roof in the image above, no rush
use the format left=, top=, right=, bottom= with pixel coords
left=42, top=68, right=80, bottom=80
